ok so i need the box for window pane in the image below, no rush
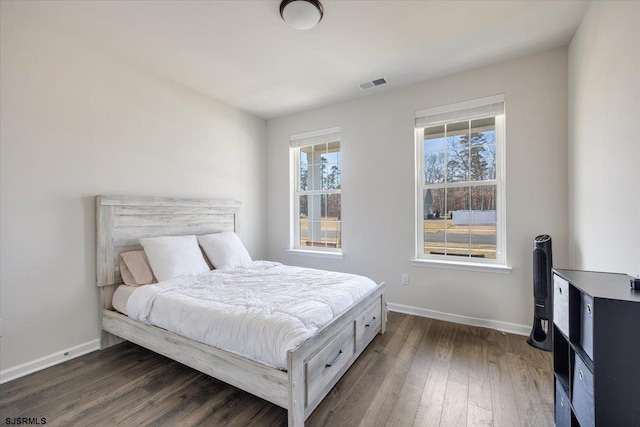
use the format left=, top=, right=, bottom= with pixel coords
left=324, top=193, right=341, bottom=220
left=423, top=188, right=446, bottom=255
left=480, top=143, right=496, bottom=180
left=299, top=195, right=308, bottom=218
left=299, top=194, right=342, bottom=248
left=309, top=194, right=322, bottom=245
left=309, top=145, right=325, bottom=191
left=311, top=144, right=324, bottom=166
left=298, top=195, right=309, bottom=246
left=446, top=121, right=470, bottom=183
left=424, top=151, right=445, bottom=184
left=422, top=188, right=445, bottom=220
left=300, top=150, right=309, bottom=191
left=302, top=144, right=322, bottom=191
left=324, top=163, right=341, bottom=190
left=320, top=219, right=341, bottom=248
left=470, top=118, right=496, bottom=181
left=306, top=220, right=321, bottom=247
left=447, top=186, right=470, bottom=257
left=321, top=141, right=340, bottom=190
left=424, top=125, right=446, bottom=151
left=321, top=194, right=341, bottom=248
left=470, top=185, right=497, bottom=259
left=309, top=164, right=322, bottom=191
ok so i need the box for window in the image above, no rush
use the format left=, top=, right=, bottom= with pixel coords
left=415, top=95, right=506, bottom=266
left=290, top=127, right=341, bottom=253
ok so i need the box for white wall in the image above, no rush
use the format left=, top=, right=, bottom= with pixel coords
left=568, top=1, right=640, bottom=277
left=267, top=49, right=569, bottom=330
left=0, top=8, right=266, bottom=375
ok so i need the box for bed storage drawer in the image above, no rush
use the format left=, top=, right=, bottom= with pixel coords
left=356, top=298, right=382, bottom=351
left=305, top=322, right=355, bottom=408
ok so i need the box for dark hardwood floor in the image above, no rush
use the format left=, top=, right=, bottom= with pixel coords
left=0, top=312, right=553, bottom=426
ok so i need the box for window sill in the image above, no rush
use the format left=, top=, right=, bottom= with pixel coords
left=410, top=258, right=512, bottom=274
left=286, top=249, right=344, bottom=259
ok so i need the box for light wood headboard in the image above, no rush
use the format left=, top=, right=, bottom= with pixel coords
left=96, top=195, right=241, bottom=288
left=95, top=195, right=241, bottom=348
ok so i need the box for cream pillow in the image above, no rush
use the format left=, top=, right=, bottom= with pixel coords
left=119, top=250, right=156, bottom=286
left=197, top=232, right=252, bottom=271
left=139, top=235, right=210, bottom=282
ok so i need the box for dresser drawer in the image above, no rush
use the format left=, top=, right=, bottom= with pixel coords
left=356, top=298, right=382, bottom=351
left=305, top=322, right=355, bottom=408
left=572, top=354, right=594, bottom=427
left=579, top=293, right=594, bottom=360
left=553, top=274, right=570, bottom=337
left=555, top=379, right=571, bottom=427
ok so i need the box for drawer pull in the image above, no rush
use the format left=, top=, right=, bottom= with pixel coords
left=560, top=397, right=564, bottom=407
left=365, top=316, right=377, bottom=327
left=579, top=370, right=584, bottom=381
left=325, top=350, right=343, bottom=368
left=586, top=304, right=592, bottom=315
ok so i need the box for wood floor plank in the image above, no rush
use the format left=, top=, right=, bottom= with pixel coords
left=160, top=380, right=243, bottom=426
left=14, top=350, right=168, bottom=418
left=115, top=370, right=201, bottom=427
left=448, top=324, right=473, bottom=386
left=381, top=313, right=418, bottom=357
left=385, top=318, right=439, bottom=427
left=188, top=388, right=252, bottom=426
left=413, top=321, right=456, bottom=427
left=53, top=359, right=198, bottom=425
left=96, top=370, right=219, bottom=426
left=245, top=404, right=287, bottom=427
left=507, top=352, right=554, bottom=427
left=220, top=394, right=272, bottom=427
left=467, top=327, right=492, bottom=412
left=358, top=315, right=426, bottom=427
left=0, top=314, right=554, bottom=427
left=467, top=404, right=494, bottom=427
left=487, top=329, right=523, bottom=427
left=1, top=343, right=141, bottom=408
left=506, top=333, right=552, bottom=371
left=440, top=381, right=468, bottom=427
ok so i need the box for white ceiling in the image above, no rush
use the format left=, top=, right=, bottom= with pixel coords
left=6, top=0, right=590, bottom=120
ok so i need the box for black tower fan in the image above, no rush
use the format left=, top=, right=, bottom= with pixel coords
left=527, top=234, right=553, bottom=351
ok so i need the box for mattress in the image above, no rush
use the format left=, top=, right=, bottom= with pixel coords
left=120, top=261, right=376, bottom=370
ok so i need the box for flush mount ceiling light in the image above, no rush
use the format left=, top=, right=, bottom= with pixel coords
left=280, top=0, right=324, bottom=30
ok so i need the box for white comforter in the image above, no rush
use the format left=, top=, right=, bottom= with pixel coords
left=127, top=261, right=377, bottom=370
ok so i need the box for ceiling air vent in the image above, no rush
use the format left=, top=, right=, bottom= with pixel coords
left=358, top=77, right=388, bottom=90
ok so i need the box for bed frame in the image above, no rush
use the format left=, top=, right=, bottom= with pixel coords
left=96, top=195, right=386, bottom=427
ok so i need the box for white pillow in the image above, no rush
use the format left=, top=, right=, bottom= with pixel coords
left=139, top=235, right=210, bottom=282
left=197, top=231, right=252, bottom=271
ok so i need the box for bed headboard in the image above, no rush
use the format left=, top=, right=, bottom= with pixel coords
left=96, top=195, right=241, bottom=288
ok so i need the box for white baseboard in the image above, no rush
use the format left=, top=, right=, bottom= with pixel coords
left=387, top=303, right=530, bottom=336
left=0, top=339, right=100, bottom=384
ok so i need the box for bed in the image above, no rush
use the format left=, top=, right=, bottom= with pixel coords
left=96, top=195, right=386, bottom=427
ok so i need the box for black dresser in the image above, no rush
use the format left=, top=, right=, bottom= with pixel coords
left=552, top=269, right=640, bottom=427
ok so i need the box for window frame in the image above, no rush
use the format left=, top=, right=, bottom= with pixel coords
left=414, top=95, right=507, bottom=268
left=289, top=127, right=343, bottom=255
